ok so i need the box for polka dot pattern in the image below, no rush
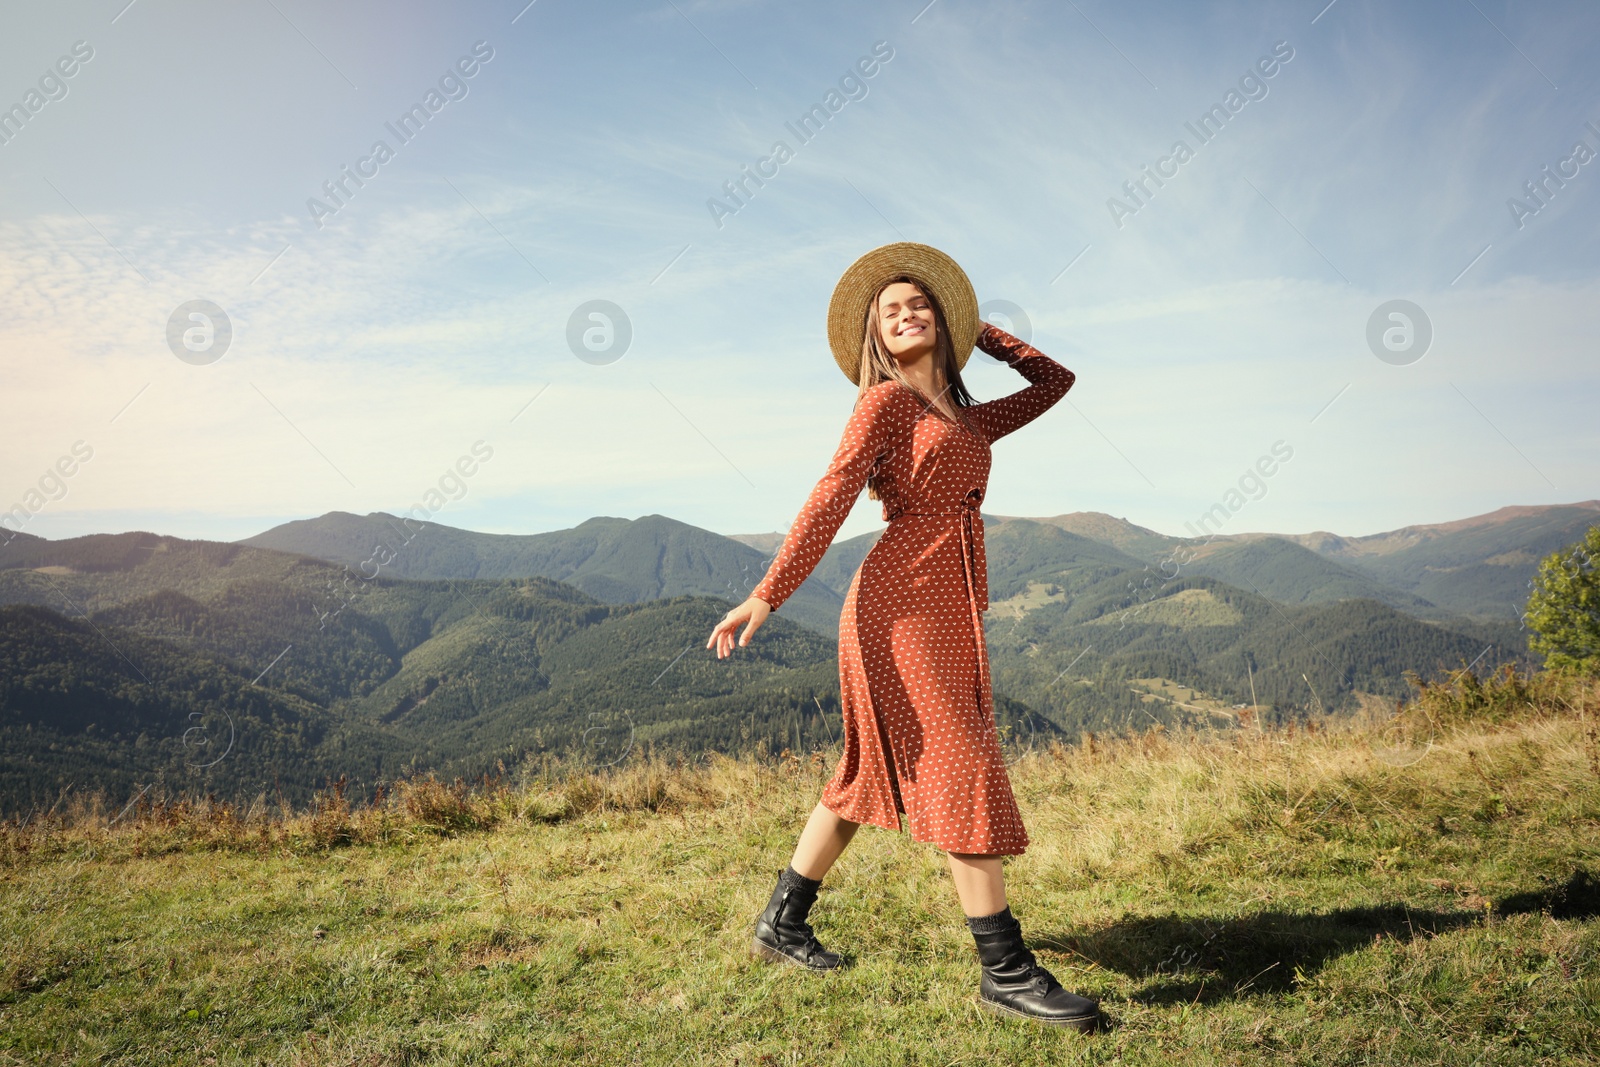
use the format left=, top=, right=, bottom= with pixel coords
left=753, top=323, right=1075, bottom=856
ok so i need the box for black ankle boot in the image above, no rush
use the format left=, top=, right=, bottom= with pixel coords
left=751, top=865, right=844, bottom=971
left=968, top=907, right=1099, bottom=1031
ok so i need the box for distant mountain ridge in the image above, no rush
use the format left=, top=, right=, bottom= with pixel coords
left=1275, top=501, right=1600, bottom=558
left=1213, top=501, right=1600, bottom=617
left=0, top=530, right=866, bottom=814
left=3, top=500, right=1574, bottom=813
left=241, top=511, right=848, bottom=638
left=237, top=499, right=1598, bottom=632
left=976, top=502, right=1600, bottom=619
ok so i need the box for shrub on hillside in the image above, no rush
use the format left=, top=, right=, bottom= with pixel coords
left=1401, top=661, right=1595, bottom=730
left=1526, top=524, right=1600, bottom=675
left=397, top=773, right=508, bottom=835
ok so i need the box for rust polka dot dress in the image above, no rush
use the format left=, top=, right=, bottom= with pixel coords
left=751, top=323, right=1075, bottom=856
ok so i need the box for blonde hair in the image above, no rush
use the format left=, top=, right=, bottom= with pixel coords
left=856, top=275, right=975, bottom=500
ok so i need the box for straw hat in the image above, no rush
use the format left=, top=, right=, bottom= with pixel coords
left=826, top=241, right=980, bottom=385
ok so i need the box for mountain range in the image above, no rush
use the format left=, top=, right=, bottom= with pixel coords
left=0, top=499, right=1591, bottom=815
left=243, top=499, right=1600, bottom=632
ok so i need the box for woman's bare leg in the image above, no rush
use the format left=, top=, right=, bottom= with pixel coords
left=947, top=851, right=1009, bottom=917
left=788, top=801, right=860, bottom=880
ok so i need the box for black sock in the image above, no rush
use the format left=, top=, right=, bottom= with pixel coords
left=780, top=864, right=822, bottom=893
left=966, top=905, right=1017, bottom=934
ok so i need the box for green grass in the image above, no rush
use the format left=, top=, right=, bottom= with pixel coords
left=3, top=669, right=1598, bottom=1065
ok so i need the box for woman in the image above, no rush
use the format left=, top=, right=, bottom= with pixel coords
left=705, top=242, right=1097, bottom=1032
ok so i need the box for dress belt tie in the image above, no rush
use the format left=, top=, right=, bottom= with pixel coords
left=886, top=494, right=990, bottom=712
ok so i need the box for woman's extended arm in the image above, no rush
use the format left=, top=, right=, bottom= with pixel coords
left=963, top=322, right=1076, bottom=444
left=748, top=381, right=926, bottom=612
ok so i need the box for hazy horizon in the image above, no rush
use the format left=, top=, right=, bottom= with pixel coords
left=8, top=495, right=1596, bottom=552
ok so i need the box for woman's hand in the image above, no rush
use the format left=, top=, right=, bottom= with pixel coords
left=707, top=596, right=772, bottom=659
left=976, top=320, right=1009, bottom=352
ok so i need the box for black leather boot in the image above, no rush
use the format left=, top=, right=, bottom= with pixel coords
left=751, top=865, right=844, bottom=971
left=968, top=906, right=1099, bottom=1031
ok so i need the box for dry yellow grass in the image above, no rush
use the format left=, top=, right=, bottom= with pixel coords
left=2, top=667, right=1596, bottom=1064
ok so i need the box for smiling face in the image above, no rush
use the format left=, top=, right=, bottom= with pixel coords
left=874, top=280, right=938, bottom=363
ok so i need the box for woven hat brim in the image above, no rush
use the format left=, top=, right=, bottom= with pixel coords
left=827, top=242, right=980, bottom=386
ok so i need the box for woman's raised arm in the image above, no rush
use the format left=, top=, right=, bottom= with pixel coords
left=964, top=323, right=1075, bottom=444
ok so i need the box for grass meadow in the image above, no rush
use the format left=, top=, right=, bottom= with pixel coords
left=3, top=666, right=1597, bottom=1065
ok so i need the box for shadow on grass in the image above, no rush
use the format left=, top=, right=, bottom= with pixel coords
left=1030, top=868, right=1598, bottom=1006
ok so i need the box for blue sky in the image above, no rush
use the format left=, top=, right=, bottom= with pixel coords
left=2, top=0, right=1597, bottom=550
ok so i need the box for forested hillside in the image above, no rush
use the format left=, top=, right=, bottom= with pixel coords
left=0, top=517, right=1527, bottom=815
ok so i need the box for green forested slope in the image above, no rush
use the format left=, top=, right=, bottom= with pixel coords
left=0, top=518, right=1538, bottom=815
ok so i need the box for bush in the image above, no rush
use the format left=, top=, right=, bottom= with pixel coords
left=396, top=773, right=504, bottom=835
left=305, top=776, right=358, bottom=848
left=1399, top=661, right=1594, bottom=730
left=1525, top=524, right=1600, bottom=675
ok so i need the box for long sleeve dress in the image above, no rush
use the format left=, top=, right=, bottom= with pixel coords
left=750, top=323, right=1075, bottom=856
